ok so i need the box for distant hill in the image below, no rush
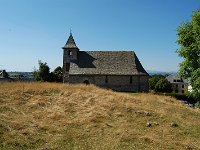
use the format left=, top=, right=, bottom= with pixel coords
left=7, top=72, right=34, bottom=80
left=0, top=82, right=199, bottom=150
left=147, top=70, right=177, bottom=76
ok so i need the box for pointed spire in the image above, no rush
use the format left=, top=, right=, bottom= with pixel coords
left=63, top=32, right=79, bottom=49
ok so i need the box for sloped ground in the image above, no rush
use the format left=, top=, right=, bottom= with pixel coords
left=0, top=82, right=200, bottom=150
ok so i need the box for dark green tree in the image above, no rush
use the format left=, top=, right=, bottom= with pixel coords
left=53, top=66, right=63, bottom=82
left=154, top=78, right=172, bottom=93
left=149, top=75, right=165, bottom=90
left=177, top=8, right=200, bottom=101
left=33, top=60, right=51, bottom=82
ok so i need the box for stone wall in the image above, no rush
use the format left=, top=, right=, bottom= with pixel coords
left=69, top=75, right=149, bottom=92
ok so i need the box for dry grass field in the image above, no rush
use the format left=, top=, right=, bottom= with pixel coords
left=0, top=82, right=200, bottom=150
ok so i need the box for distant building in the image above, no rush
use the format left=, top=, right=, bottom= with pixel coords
left=188, top=84, right=193, bottom=92
left=0, top=70, right=12, bottom=82
left=8, top=72, right=35, bottom=81
left=0, top=70, right=10, bottom=79
left=0, top=70, right=7, bottom=78
left=0, top=70, right=35, bottom=82
left=62, top=33, right=149, bottom=92
left=166, top=75, right=188, bottom=94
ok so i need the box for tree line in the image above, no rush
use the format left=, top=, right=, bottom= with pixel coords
left=33, top=60, right=62, bottom=82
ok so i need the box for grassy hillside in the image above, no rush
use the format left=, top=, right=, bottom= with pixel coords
left=0, top=82, right=200, bottom=150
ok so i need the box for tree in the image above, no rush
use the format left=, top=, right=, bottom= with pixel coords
left=154, top=78, right=172, bottom=93
left=177, top=8, right=200, bottom=101
left=53, top=66, right=63, bottom=82
left=33, top=60, right=51, bottom=81
left=149, top=75, right=165, bottom=90
left=33, top=61, right=63, bottom=82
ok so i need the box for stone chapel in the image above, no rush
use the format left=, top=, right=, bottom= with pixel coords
left=62, top=33, right=149, bottom=92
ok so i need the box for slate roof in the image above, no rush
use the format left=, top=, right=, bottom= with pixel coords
left=166, top=75, right=188, bottom=84
left=69, top=51, right=149, bottom=75
left=63, top=33, right=79, bottom=49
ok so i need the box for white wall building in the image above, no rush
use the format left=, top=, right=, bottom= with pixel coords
left=166, top=75, right=188, bottom=94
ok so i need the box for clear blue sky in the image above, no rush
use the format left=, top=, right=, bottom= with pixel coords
left=0, top=0, right=200, bottom=72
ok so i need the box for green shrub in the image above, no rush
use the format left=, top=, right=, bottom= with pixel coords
left=155, top=78, right=172, bottom=93
left=149, top=75, right=165, bottom=91
left=195, top=101, right=200, bottom=108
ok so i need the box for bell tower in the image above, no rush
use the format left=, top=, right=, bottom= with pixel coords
left=62, top=33, right=79, bottom=83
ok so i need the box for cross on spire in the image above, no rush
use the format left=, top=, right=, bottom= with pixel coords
left=70, top=28, right=72, bottom=35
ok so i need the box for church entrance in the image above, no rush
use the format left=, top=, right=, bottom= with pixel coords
left=83, top=80, right=90, bottom=85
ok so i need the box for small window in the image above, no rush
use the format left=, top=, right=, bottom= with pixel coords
left=130, top=76, right=132, bottom=84
left=105, top=76, right=108, bottom=83
left=176, top=84, right=178, bottom=88
left=182, top=90, right=184, bottom=94
left=68, top=50, right=72, bottom=56
left=173, top=79, right=176, bottom=82
left=182, top=85, right=184, bottom=88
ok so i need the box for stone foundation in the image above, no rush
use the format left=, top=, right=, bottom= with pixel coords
left=68, top=75, right=149, bottom=92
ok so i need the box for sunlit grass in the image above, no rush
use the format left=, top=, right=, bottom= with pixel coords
left=0, top=82, right=200, bottom=149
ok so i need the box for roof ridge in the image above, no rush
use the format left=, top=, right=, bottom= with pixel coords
left=80, top=50, right=135, bottom=52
